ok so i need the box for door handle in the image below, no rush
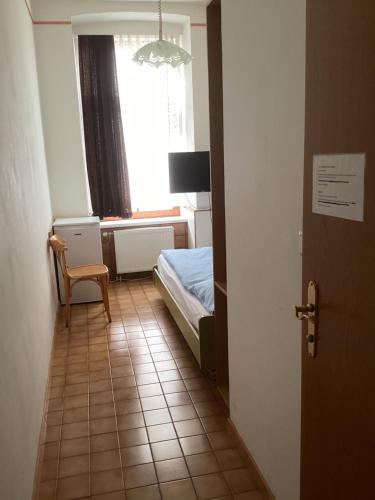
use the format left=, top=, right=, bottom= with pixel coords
left=294, top=281, right=318, bottom=357
left=295, top=303, right=315, bottom=320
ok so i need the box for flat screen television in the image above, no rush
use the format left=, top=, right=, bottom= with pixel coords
left=168, top=151, right=210, bottom=193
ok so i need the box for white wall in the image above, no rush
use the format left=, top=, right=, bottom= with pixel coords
left=221, top=1, right=305, bottom=499
left=33, top=0, right=210, bottom=218
left=0, top=1, right=57, bottom=499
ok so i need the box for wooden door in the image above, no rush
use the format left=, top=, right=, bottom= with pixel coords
left=207, top=0, right=229, bottom=388
left=301, top=1, right=375, bottom=498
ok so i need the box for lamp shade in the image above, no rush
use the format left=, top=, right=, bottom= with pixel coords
left=133, top=39, right=192, bottom=68
left=132, top=0, right=192, bottom=68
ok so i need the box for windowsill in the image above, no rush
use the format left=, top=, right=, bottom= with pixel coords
left=100, top=215, right=188, bottom=229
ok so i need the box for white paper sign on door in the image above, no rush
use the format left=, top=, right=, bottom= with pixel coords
left=312, top=153, right=365, bottom=222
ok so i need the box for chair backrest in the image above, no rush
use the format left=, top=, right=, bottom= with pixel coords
left=49, top=234, right=68, bottom=276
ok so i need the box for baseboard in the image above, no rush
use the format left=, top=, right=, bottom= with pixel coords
left=31, top=307, right=62, bottom=500
left=226, top=418, right=276, bottom=500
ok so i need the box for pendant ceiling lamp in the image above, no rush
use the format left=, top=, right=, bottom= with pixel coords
left=133, top=0, right=192, bottom=68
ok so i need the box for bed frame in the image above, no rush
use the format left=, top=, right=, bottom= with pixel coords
left=153, top=266, right=216, bottom=377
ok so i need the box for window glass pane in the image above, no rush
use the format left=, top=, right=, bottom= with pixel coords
left=115, top=35, right=187, bottom=212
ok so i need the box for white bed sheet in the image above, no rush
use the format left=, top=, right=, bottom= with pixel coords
left=157, top=254, right=210, bottom=330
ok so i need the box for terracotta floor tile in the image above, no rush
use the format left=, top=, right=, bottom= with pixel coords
left=185, top=452, right=219, bottom=476
left=90, top=403, right=116, bottom=420
left=154, top=360, right=177, bottom=372
left=169, top=404, right=197, bottom=422
left=136, top=373, right=159, bottom=385
left=179, top=435, right=211, bottom=456
left=161, top=380, right=186, bottom=394
left=147, top=338, right=166, bottom=347
left=155, top=457, right=189, bottom=483
left=90, top=379, right=113, bottom=394
left=67, top=362, right=89, bottom=374
left=119, top=427, right=149, bottom=448
left=65, top=372, right=88, bottom=385
left=175, top=419, right=205, bottom=438
left=157, top=370, right=181, bottom=383
left=47, top=411, right=63, bottom=427
left=51, top=375, right=65, bottom=387
left=141, top=395, right=167, bottom=411
left=91, top=468, right=124, bottom=495
left=90, top=432, right=119, bottom=453
left=234, top=491, right=264, bottom=500
left=91, top=491, right=126, bottom=500
left=147, top=423, right=177, bottom=443
left=200, top=416, right=227, bottom=433
left=207, top=431, right=236, bottom=451
left=194, top=402, right=225, bottom=418
left=115, top=399, right=142, bottom=416
left=90, top=391, right=114, bottom=406
left=89, top=335, right=107, bottom=345
left=109, top=341, right=128, bottom=351
left=63, top=407, right=88, bottom=424
left=49, top=386, right=64, bottom=399
left=123, top=462, right=157, bottom=489
left=159, top=478, right=197, bottom=500
left=48, top=398, right=63, bottom=412
left=114, top=387, right=139, bottom=402
left=144, top=408, right=171, bottom=426
left=121, top=444, right=153, bottom=467
left=90, top=360, right=111, bottom=372
left=126, top=484, right=161, bottom=500
left=189, top=390, right=216, bottom=404
left=91, top=449, right=122, bottom=472
left=41, top=459, right=58, bottom=481
left=36, top=283, right=257, bottom=500
left=90, top=368, right=112, bottom=382
left=112, top=376, right=136, bottom=389
left=59, top=454, right=89, bottom=478
left=130, top=346, right=150, bottom=356
left=38, top=479, right=56, bottom=500
left=175, top=357, right=196, bottom=369
left=179, top=367, right=202, bottom=380
left=62, top=421, right=89, bottom=440
left=57, top=473, right=90, bottom=499
left=138, top=383, right=163, bottom=398
left=63, top=394, right=88, bottom=410
left=151, top=351, right=173, bottom=362
left=133, top=363, right=156, bottom=375
left=165, top=392, right=192, bottom=407
left=111, top=366, right=134, bottom=378
left=90, top=416, right=117, bottom=435
left=192, top=473, right=230, bottom=499
left=117, top=412, right=145, bottom=431
left=132, top=354, right=153, bottom=365
left=223, top=469, right=257, bottom=494
left=64, top=382, right=88, bottom=397
left=60, top=437, right=89, bottom=458
left=43, top=442, right=59, bottom=461
left=214, top=449, right=245, bottom=471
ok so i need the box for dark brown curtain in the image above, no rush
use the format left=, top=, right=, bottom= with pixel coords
left=78, top=35, right=132, bottom=219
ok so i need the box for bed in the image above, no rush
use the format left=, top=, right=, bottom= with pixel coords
left=153, top=247, right=215, bottom=376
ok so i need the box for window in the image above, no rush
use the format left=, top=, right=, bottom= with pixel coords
left=114, top=34, right=190, bottom=213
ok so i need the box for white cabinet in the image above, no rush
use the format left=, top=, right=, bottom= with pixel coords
left=181, top=207, right=212, bottom=248
left=53, top=217, right=103, bottom=304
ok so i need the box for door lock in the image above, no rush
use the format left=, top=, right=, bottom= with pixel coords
left=294, top=281, right=318, bottom=357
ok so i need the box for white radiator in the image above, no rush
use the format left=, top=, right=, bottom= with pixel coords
left=114, top=226, right=175, bottom=274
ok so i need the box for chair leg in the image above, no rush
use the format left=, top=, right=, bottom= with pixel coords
left=64, top=277, right=71, bottom=328
left=101, top=275, right=112, bottom=323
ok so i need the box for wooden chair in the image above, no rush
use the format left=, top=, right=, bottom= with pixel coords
left=49, top=234, right=111, bottom=327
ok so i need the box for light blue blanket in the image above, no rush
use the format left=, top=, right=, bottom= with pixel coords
left=161, top=247, right=214, bottom=314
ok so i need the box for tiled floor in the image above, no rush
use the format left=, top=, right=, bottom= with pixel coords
left=37, top=280, right=263, bottom=500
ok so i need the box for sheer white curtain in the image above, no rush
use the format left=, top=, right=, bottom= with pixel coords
left=114, top=34, right=188, bottom=212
